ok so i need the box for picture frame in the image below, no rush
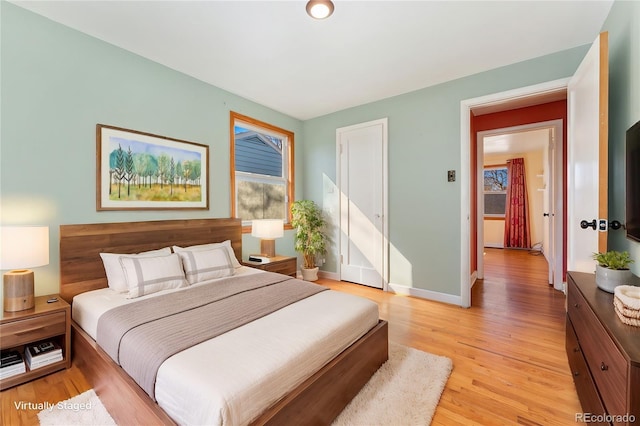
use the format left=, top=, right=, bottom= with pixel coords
left=96, top=124, right=209, bottom=211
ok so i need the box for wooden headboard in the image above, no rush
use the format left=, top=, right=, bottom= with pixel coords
left=59, top=218, right=242, bottom=303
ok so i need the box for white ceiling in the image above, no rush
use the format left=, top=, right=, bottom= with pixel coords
left=11, top=0, right=614, bottom=120
left=483, top=128, right=550, bottom=155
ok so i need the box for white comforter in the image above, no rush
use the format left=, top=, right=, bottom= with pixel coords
left=72, top=268, right=379, bottom=425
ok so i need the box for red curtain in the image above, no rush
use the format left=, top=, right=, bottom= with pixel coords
left=504, top=158, right=531, bottom=248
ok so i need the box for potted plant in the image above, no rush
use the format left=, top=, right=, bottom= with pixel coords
left=291, top=200, right=327, bottom=281
left=592, top=250, right=634, bottom=293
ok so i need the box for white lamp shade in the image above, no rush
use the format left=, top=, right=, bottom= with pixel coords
left=251, top=219, right=284, bottom=239
left=0, top=226, right=50, bottom=270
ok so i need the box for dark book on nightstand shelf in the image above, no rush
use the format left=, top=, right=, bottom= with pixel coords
left=1, top=349, right=23, bottom=367
left=1, top=350, right=26, bottom=379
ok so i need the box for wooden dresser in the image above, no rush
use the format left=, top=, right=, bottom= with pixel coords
left=566, top=271, right=640, bottom=425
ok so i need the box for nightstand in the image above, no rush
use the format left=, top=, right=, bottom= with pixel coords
left=0, top=294, right=71, bottom=390
left=242, top=255, right=297, bottom=277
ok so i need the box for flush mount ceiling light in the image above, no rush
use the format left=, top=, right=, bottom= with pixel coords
left=306, top=0, right=335, bottom=20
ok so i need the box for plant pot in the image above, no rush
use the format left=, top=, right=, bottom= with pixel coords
left=301, top=267, right=319, bottom=282
left=595, top=264, right=633, bottom=293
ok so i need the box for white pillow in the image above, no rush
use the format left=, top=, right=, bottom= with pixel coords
left=175, top=246, right=235, bottom=284
left=173, top=240, right=241, bottom=268
left=119, top=253, right=187, bottom=299
left=100, top=247, right=171, bottom=293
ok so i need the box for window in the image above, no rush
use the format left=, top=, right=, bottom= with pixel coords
left=484, top=165, right=508, bottom=218
left=230, top=112, right=294, bottom=228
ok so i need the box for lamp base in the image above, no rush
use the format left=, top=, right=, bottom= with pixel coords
left=260, top=239, right=276, bottom=258
left=3, top=270, right=35, bottom=312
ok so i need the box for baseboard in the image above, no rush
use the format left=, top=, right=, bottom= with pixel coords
left=319, top=272, right=464, bottom=306
left=387, top=283, right=463, bottom=306
left=470, top=271, right=478, bottom=288
left=484, top=243, right=504, bottom=249
left=318, top=270, right=340, bottom=280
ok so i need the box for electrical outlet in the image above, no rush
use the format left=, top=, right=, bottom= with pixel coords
left=447, top=170, right=456, bottom=182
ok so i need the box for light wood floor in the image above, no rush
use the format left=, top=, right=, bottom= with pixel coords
left=324, top=248, right=580, bottom=425
left=1, top=248, right=581, bottom=425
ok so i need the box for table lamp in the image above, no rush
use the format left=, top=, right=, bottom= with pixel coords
left=0, top=226, right=49, bottom=312
left=251, top=219, right=284, bottom=258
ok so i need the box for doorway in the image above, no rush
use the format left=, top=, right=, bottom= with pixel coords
left=477, top=121, right=563, bottom=289
left=459, top=78, right=570, bottom=307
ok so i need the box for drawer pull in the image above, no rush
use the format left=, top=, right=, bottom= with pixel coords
left=574, top=303, right=580, bottom=308
left=600, top=362, right=608, bottom=371
left=15, top=326, right=46, bottom=335
left=573, top=371, right=580, bottom=377
left=573, top=347, right=581, bottom=353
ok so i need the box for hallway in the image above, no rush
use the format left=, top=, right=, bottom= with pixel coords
left=475, top=247, right=566, bottom=315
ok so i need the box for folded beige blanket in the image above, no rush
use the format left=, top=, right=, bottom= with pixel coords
left=614, top=285, right=640, bottom=310
left=614, top=296, right=640, bottom=320
left=614, top=303, right=640, bottom=327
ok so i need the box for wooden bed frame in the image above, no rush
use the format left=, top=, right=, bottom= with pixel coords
left=59, top=218, right=388, bottom=425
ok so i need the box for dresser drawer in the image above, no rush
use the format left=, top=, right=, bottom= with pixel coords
left=568, top=285, right=628, bottom=417
left=0, top=312, right=66, bottom=348
left=566, top=316, right=608, bottom=423
left=265, top=258, right=297, bottom=276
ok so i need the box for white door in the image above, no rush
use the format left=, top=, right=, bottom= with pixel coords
left=337, top=118, right=388, bottom=289
left=542, top=131, right=554, bottom=284
left=567, top=32, right=608, bottom=273
left=542, top=125, right=565, bottom=288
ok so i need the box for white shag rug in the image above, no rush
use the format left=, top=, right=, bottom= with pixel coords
left=333, top=343, right=453, bottom=425
left=38, top=344, right=451, bottom=426
left=37, top=389, right=116, bottom=426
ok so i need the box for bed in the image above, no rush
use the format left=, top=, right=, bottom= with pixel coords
left=59, top=218, right=388, bottom=425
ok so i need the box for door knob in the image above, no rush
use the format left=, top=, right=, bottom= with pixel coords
left=580, top=220, right=597, bottom=230
left=580, top=219, right=623, bottom=231
left=543, top=212, right=554, bottom=217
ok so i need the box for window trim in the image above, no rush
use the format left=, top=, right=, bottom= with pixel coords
left=483, top=164, right=508, bottom=219
left=230, top=111, right=294, bottom=233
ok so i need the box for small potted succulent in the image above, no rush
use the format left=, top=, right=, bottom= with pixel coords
left=592, top=250, right=634, bottom=293
left=291, top=200, right=327, bottom=281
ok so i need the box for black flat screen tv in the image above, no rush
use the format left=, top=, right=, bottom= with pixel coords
left=626, top=120, right=640, bottom=242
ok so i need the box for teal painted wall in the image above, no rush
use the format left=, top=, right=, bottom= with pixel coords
left=603, top=0, right=640, bottom=276
left=0, top=2, right=302, bottom=299
left=302, top=46, right=589, bottom=297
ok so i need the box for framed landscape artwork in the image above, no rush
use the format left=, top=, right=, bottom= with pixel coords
left=97, top=124, right=209, bottom=210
